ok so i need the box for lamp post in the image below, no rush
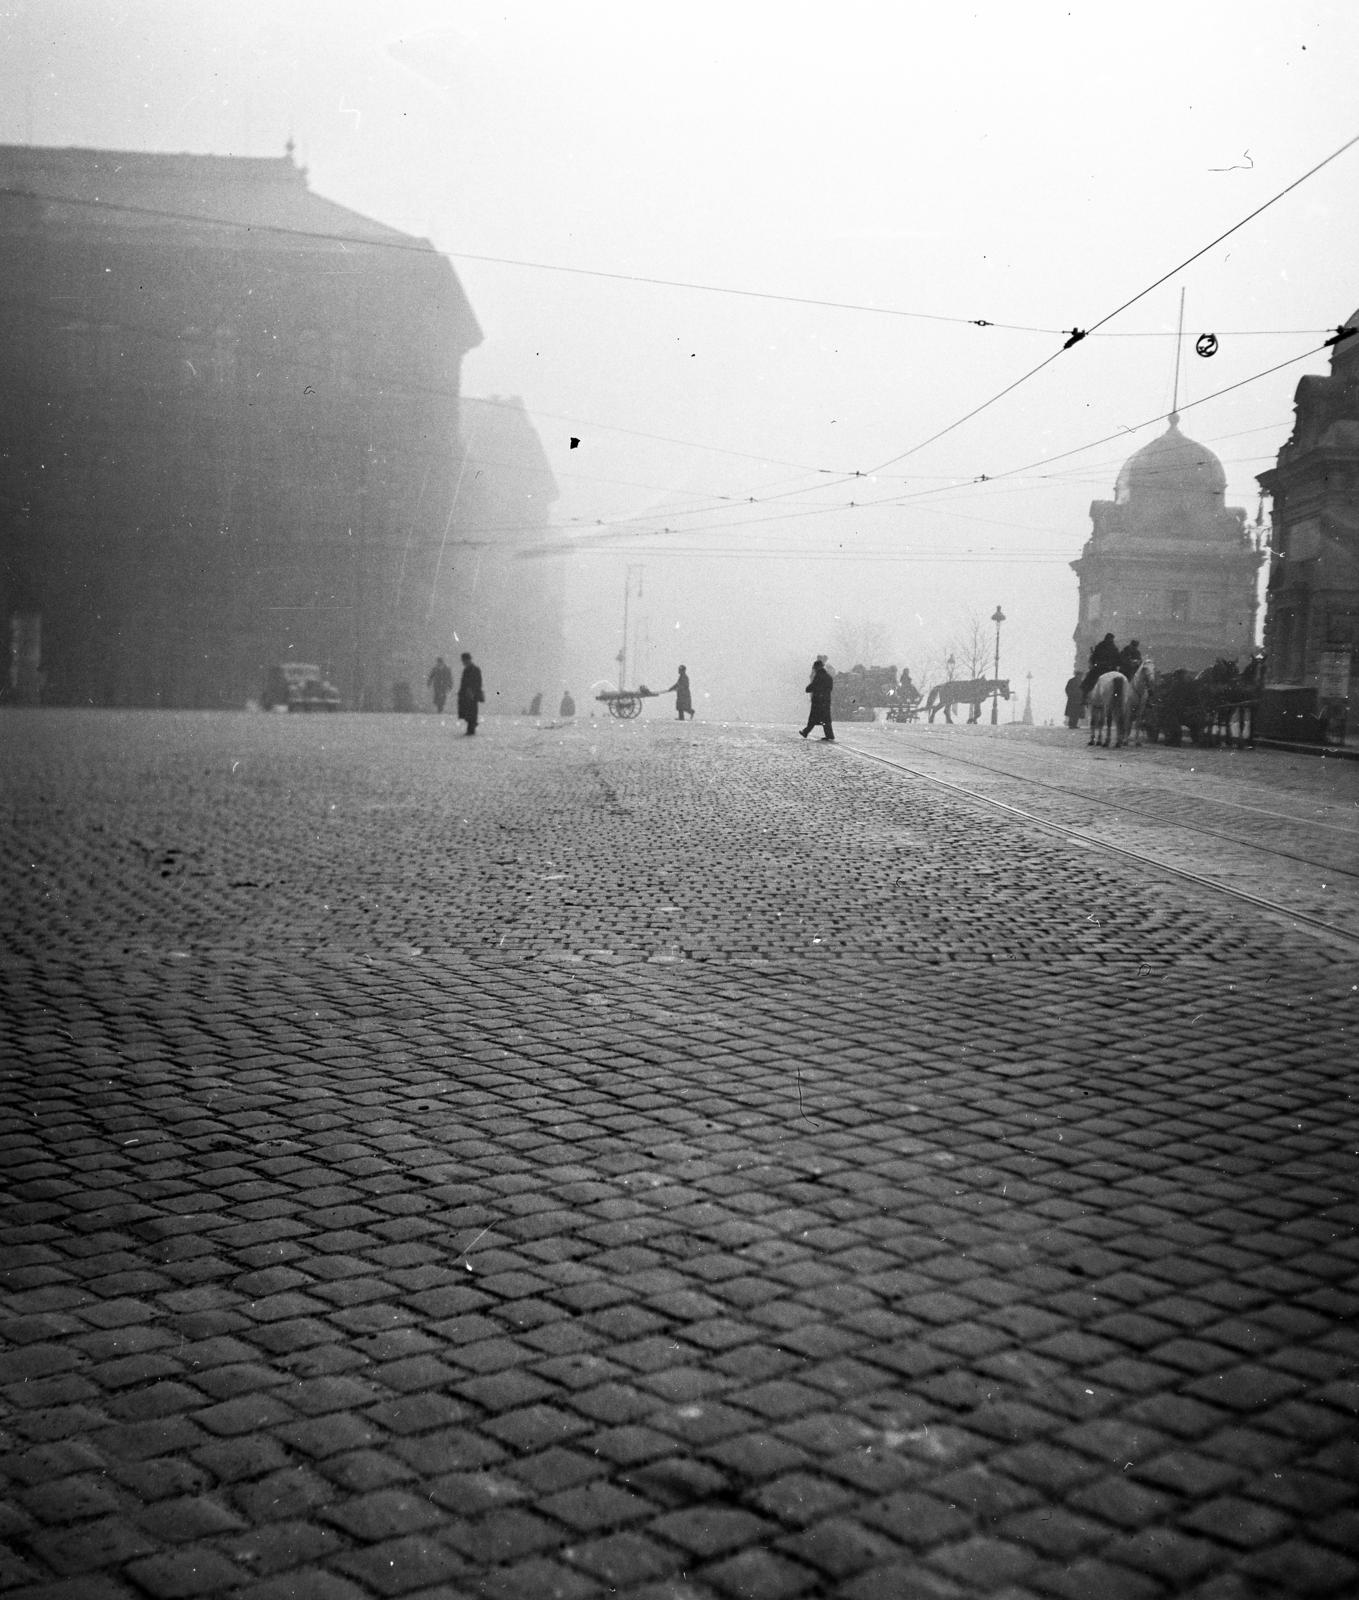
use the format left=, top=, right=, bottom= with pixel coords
left=990, top=606, right=1005, bottom=724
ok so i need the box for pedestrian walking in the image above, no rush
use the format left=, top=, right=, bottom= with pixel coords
left=1064, top=674, right=1085, bottom=729
left=427, top=655, right=453, bottom=714
left=457, top=652, right=484, bottom=736
left=559, top=689, right=576, bottom=718
left=800, top=657, right=835, bottom=741
left=662, top=665, right=694, bottom=720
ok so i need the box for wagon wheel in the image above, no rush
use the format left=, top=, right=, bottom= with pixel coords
left=611, top=693, right=642, bottom=720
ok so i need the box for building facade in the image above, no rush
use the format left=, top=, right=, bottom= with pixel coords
left=453, top=395, right=565, bottom=715
left=1256, top=314, right=1359, bottom=744
left=1070, top=416, right=1262, bottom=675
left=0, top=144, right=483, bottom=708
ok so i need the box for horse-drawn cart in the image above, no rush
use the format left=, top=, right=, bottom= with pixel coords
left=595, top=687, right=657, bottom=720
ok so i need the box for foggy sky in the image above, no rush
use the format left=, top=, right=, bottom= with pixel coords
left=3, top=0, right=1355, bottom=719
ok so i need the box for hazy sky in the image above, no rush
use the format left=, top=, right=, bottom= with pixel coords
left=3, top=1, right=1355, bottom=716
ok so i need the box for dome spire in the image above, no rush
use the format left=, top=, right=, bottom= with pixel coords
left=1170, top=286, right=1186, bottom=423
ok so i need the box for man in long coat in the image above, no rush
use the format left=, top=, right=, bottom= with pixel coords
left=662, top=666, right=694, bottom=721
left=457, top=652, right=484, bottom=736
left=1081, top=632, right=1121, bottom=696
left=800, top=658, right=835, bottom=741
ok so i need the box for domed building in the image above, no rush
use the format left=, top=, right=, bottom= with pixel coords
left=1070, top=415, right=1263, bottom=675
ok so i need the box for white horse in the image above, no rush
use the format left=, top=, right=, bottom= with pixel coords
left=1087, top=671, right=1129, bottom=748
left=1126, top=661, right=1156, bottom=747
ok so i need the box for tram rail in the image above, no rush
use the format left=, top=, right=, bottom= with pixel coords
left=839, top=735, right=1359, bottom=951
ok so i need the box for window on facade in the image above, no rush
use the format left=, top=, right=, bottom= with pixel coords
left=1326, top=611, right=1356, bottom=649
left=1168, top=589, right=1190, bottom=623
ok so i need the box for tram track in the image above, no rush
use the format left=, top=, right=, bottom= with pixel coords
left=891, top=734, right=1359, bottom=874
left=839, top=735, right=1359, bottom=951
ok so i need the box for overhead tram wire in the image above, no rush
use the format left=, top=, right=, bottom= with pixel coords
left=877, top=337, right=1344, bottom=510
left=17, top=153, right=1354, bottom=520
left=855, top=128, right=1359, bottom=480
left=540, top=333, right=1341, bottom=552
left=15, top=189, right=1323, bottom=340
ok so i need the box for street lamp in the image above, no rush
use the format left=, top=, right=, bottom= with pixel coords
left=990, top=606, right=1005, bottom=724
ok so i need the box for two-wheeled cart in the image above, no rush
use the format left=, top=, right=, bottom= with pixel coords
left=595, top=688, right=656, bottom=720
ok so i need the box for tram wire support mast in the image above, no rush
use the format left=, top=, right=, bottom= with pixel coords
left=991, top=606, right=1006, bottom=725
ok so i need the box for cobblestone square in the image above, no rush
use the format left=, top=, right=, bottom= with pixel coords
left=2, top=710, right=1356, bottom=1598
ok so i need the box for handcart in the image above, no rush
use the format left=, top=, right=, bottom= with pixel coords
left=595, top=686, right=657, bottom=720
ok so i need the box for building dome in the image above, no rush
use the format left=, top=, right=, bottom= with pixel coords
left=1113, top=414, right=1227, bottom=507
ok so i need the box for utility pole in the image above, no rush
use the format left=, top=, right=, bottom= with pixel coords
left=617, top=564, right=642, bottom=688
left=990, top=606, right=1005, bottom=725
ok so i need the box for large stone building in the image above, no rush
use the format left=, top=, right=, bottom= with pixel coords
left=1256, top=313, right=1359, bottom=744
left=0, top=143, right=485, bottom=708
left=1071, top=415, right=1263, bottom=675
left=453, top=395, right=565, bottom=714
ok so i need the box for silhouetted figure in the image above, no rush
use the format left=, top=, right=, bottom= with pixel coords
left=457, top=652, right=484, bottom=735
left=427, top=656, right=453, bottom=714
left=1064, top=675, right=1085, bottom=728
left=559, top=689, right=576, bottom=718
left=1117, top=639, right=1142, bottom=680
left=800, top=658, right=835, bottom=741
left=663, top=665, right=694, bottom=720
left=527, top=691, right=542, bottom=717
left=1081, top=632, right=1120, bottom=696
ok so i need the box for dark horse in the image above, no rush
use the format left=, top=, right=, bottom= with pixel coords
left=1197, top=656, right=1262, bottom=747
left=924, top=677, right=1011, bottom=724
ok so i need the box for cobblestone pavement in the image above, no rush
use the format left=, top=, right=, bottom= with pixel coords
left=841, top=723, right=1359, bottom=943
left=2, top=710, right=1356, bottom=1600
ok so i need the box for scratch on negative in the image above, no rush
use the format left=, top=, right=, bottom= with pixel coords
left=461, top=1224, right=492, bottom=1258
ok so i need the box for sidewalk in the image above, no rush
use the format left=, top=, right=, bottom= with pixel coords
left=1, top=711, right=1355, bottom=1599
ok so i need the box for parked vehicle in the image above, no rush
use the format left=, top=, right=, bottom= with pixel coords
left=262, top=663, right=342, bottom=712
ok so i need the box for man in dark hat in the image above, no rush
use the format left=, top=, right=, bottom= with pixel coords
left=1082, top=632, right=1120, bottom=697
left=457, top=652, right=484, bottom=736
left=662, top=665, right=694, bottom=721
left=800, top=657, right=835, bottom=741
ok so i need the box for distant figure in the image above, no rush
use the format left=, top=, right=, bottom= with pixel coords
left=1117, top=639, right=1142, bottom=680
left=559, top=689, right=576, bottom=718
left=457, top=652, right=484, bottom=735
left=427, top=655, right=453, bottom=714
left=662, top=665, right=694, bottom=721
left=1081, top=632, right=1120, bottom=696
left=1064, top=674, right=1085, bottom=729
left=527, top=691, right=542, bottom=717
left=800, top=657, right=835, bottom=741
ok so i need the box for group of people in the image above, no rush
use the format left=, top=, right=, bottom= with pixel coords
left=424, top=653, right=844, bottom=740
left=425, top=659, right=695, bottom=729
left=1063, top=632, right=1144, bottom=727
left=426, top=653, right=483, bottom=734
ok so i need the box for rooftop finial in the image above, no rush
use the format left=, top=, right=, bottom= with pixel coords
left=1170, top=286, right=1185, bottom=423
